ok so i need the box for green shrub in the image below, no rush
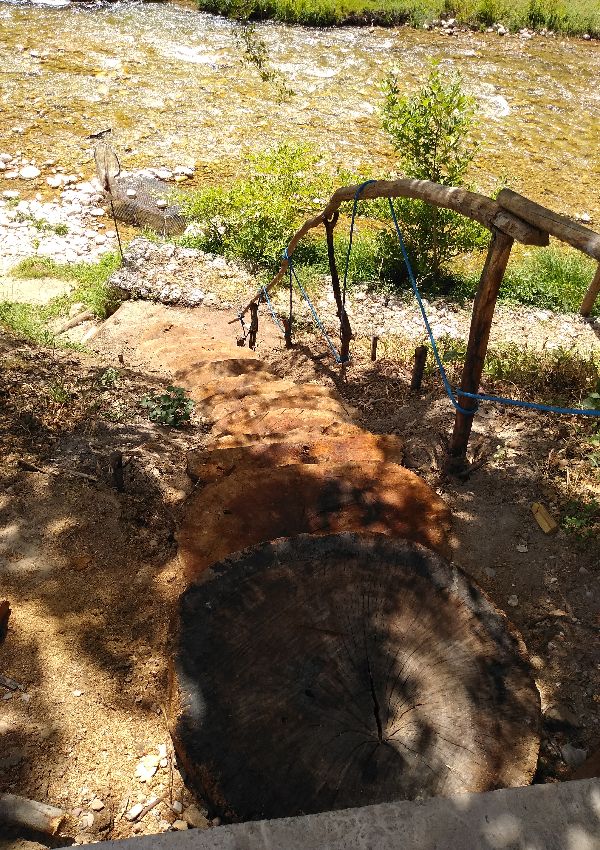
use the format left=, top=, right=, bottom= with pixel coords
left=501, top=247, right=597, bottom=315
left=381, top=65, right=486, bottom=283
left=141, top=385, right=194, bottom=427
left=180, top=144, right=334, bottom=272
left=10, top=253, right=121, bottom=319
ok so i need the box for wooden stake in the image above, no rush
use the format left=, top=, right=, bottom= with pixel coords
left=324, top=213, right=352, bottom=362
left=448, top=229, right=514, bottom=470
left=410, top=345, right=428, bottom=390
left=0, top=794, right=65, bottom=835
left=370, top=336, right=379, bottom=361
left=580, top=264, right=600, bottom=317
left=0, top=600, right=9, bottom=643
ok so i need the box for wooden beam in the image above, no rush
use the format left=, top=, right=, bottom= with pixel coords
left=448, top=229, right=514, bottom=469
left=498, top=189, right=600, bottom=260
left=580, top=264, right=600, bottom=317
left=410, top=345, right=428, bottom=390
left=324, top=180, right=548, bottom=246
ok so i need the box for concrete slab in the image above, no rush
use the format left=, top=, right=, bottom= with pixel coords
left=70, top=779, right=600, bottom=850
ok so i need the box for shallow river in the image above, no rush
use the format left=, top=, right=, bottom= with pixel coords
left=0, top=0, right=599, bottom=217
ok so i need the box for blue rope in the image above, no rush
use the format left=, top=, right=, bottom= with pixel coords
left=260, top=285, right=286, bottom=336
left=342, top=180, right=378, bottom=309
left=283, top=249, right=344, bottom=363
left=387, top=199, right=600, bottom=418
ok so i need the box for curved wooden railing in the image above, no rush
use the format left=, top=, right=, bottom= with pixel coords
left=235, top=177, right=600, bottom=472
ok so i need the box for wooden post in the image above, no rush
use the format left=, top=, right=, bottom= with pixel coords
left=580, top=264, right=600, bottom=317
left=410, top=345, right=428, bottom=390
left=323, top=213, right=352, bottom=362
left=448, top=229, right=514, bottom=470
left=370, top=336, right=379, bottom=361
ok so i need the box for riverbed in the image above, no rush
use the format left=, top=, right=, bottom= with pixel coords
left=0, top=0, right=599, bottom=220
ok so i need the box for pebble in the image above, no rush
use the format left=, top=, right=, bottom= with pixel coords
left=90, top=207, right=106, bottom=217
left=183, top=804, right=210, bottom=829
left=172, top=820, right=188, bottom=831
left=19, top=165, right=41, bottom=179
left=79, top=813, right=94, bottom=830
left=90, top=798, right=105, bottom=811
left=507, top=595, right=519, bottom=607
left=46, top=175, right=64, bottom=188
left=3, top=190, right=19, bottom=199
left=561, top=743, right=587, bottom=768
left=126, top=188, right=137, bottom=198
left=0, top=153, right=13, bottom=163
left=156, top=199, right=168, bottom=210
left=73, top=689, right=83, bottom=697
left=171, top=801, right=183, bottom=814
left=126, top=803, right=145, bottom=821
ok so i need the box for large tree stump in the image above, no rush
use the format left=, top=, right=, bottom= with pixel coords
left=169, top=533, right=540, bottom=822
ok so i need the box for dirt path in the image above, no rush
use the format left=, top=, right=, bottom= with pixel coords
left=0, top=301, right=598, bottom=847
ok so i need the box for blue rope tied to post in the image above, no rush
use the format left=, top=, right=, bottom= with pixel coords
left=283, top=249, right=344, bottom=363
left=342, top=179, right=378, bottom=310
left=386, top=199, right=600, bottom=418
left=260, top=285, right=286, bottom=335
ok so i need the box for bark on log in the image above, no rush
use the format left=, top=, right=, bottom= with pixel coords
left=498, top=189, right=600, bottom=261
left=448, top=229, right=514, bottom=469
left=323, top=213, right=352, bottom=362
left=580, top=264, right=600, bottom=317
left=0, top=794, right=65, bottom=835
left=169, top=533, right=540, bottom=822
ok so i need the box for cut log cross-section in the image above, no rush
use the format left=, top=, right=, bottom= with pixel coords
left=169, top=533, right=540, bottom=822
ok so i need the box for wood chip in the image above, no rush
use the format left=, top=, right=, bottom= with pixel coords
left=531, top=502, right=559, bottom=534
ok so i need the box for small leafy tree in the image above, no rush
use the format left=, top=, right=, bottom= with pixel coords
left=381, top=64, right=485, bottom=284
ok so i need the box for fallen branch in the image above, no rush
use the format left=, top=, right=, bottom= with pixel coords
left=17, top=459, right=97, bottom=483
left=55, top=310, right=94, bottom=336
left=0, top=794, right=65, bottom=835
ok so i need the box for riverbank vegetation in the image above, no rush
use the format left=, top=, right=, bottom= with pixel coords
left=198, top=0, right=600, bottom=35
left=180, top=65, right=599, bottom=316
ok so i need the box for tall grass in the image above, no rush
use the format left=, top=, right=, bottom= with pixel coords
left=196, top=0, right=600, bottom=34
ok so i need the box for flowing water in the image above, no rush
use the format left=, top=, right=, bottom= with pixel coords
left=0, top=0, right=599, bottom=217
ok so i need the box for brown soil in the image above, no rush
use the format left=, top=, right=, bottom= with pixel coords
left=0, top=302, right=598, bottom=847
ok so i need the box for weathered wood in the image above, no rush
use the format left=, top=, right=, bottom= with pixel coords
left=411, top=345, right=428, bottom=390
left=448, top=229, right=514, bottom=468
left=580, top=264, right=600, bottom=316
left=370, top=335, right=379, bottom=361
left=248, top=302, right=259, bottom=350
left=498, top=189, right=600, bottom=261
left=323, top=213, right=352, bottom=362
left=169, top=533, right=540, bottom=822
left=235, top=178, right=548, bottom=320
left=0, top=600, right=10, bottom=643
left=55, top=309, right=94, bottom=336
left=0, top=793, right=65, bottom=835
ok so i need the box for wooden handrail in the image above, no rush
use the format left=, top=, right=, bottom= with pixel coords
left=234, top=177, right=549, bottom=319
left=498, top=189, right=600, bottom=261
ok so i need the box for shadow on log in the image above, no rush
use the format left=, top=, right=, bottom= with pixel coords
left=169, top=533, right=540, bottom=822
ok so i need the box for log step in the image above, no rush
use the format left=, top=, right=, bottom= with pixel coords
left=177, top=460, right=454, bottom=580
left=169, top=533, right=540, bottom=822
left=186, top=433, right=405, bottom=487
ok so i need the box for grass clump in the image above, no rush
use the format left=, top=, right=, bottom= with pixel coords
left=1, top=253, right=122, bottom=346
left=9, top=252, right=122, bottom=319
left=196, top=0, right=600, bottom=35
